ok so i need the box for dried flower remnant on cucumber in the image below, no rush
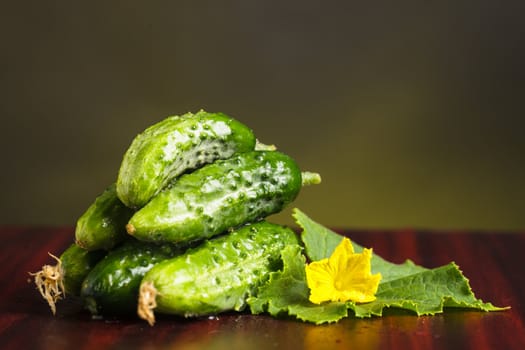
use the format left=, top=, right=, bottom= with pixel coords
left=30, top=244, right=106, bottom=314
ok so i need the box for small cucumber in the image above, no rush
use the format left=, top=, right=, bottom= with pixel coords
left=30, top=243, right=106, bottom=314
left=75, top=183, right=134, bottom=251
left=59, top=244, right=107, bottom=296
left=116, top=110, right=257, bottom=209
left=126, top=150, right=320, bottom=245
left=137, top=221, right=300, bottom=325
left=80, top=239, right=182, bottom=316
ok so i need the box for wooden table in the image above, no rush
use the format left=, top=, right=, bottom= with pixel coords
left=1, top=227, right=524, bottom=349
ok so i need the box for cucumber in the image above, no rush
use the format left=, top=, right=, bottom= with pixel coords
left=116, top=110, right=257, bottom=209
left=30, top=243, right=106, bottom=314
left=137, top=221, right=300, bottom=325
left=60, top=244, right=107, bottom=296
left=126, top=150, right=320, bottom=245
left=80, top=239, right=182, bottom=316
left=75, top=183, right=134, bottom=251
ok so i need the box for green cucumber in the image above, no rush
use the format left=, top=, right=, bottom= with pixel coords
left=80, top=239, right=182, bottom=316
left=116, top=110, right=257, bottom=209
left=75, top=183, right=134, bottom=251
left=137, top=221, right=300, bottom=325
left=59, top=244, right=107, bottom=296
left=126, top=150, right=321, bottom=245
left=30, top=243, right=106, bottom=314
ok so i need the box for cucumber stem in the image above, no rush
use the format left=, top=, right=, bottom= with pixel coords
left=255, top=140, right=277, bottom=151
left=29, top=253, right=65, bottom=315
left=301, top=171, right=322, bottom=186
left=137, top=281, right=158, bottom=326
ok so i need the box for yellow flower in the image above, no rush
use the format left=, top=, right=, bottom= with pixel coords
left=305, top=238, right=381, bottom=304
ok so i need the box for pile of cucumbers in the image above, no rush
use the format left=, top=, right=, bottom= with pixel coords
left=31, top=110, right=320, bottom=325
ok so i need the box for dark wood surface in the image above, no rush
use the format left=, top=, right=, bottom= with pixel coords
left=1, top=226, right=524, bottom=350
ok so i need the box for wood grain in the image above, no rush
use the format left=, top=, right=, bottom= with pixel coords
left=1, top=227, right=523, bottom=350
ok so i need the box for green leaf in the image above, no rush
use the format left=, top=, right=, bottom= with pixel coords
left=249, top=208, right=508, bottom=324
left=292, top=208, right=343, bottom=262
left=349, top=262, right=504, bottom=318
left=248, top=245, right=349, bottom=324
left=293, top=208, right=428, bottom=282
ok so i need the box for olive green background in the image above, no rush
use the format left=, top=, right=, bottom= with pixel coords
left=2, top=1, right=524, bottom=230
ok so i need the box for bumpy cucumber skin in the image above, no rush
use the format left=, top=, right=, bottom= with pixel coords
left=141, top=221, right=299, bottom=317
left=59, top=244, right=106, bottom=296
left=75, top=183, right=134, bottom=251
left=80, top=239, right=181, bottom=316
left=116, top=110, right=256, bottom=209
left=127, top=150, right=302, bottom=245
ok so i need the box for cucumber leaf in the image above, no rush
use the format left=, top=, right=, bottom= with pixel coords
left=293, top=208, right=428, bottom=283
left=248, top=208, right=508, bottom=324
left=248, top=245, right=349, bottom=324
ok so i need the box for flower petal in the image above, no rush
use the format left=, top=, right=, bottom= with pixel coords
left=336, top=248, right=381, bottom=302
left=305, top=238, right=381, bottom=304
left=306, top=259, right=336, bottom=304
left=329, top=238, right=355, bottom=274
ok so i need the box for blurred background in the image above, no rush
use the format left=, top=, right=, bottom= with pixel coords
left=1, top=1, right=524, bottom=231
